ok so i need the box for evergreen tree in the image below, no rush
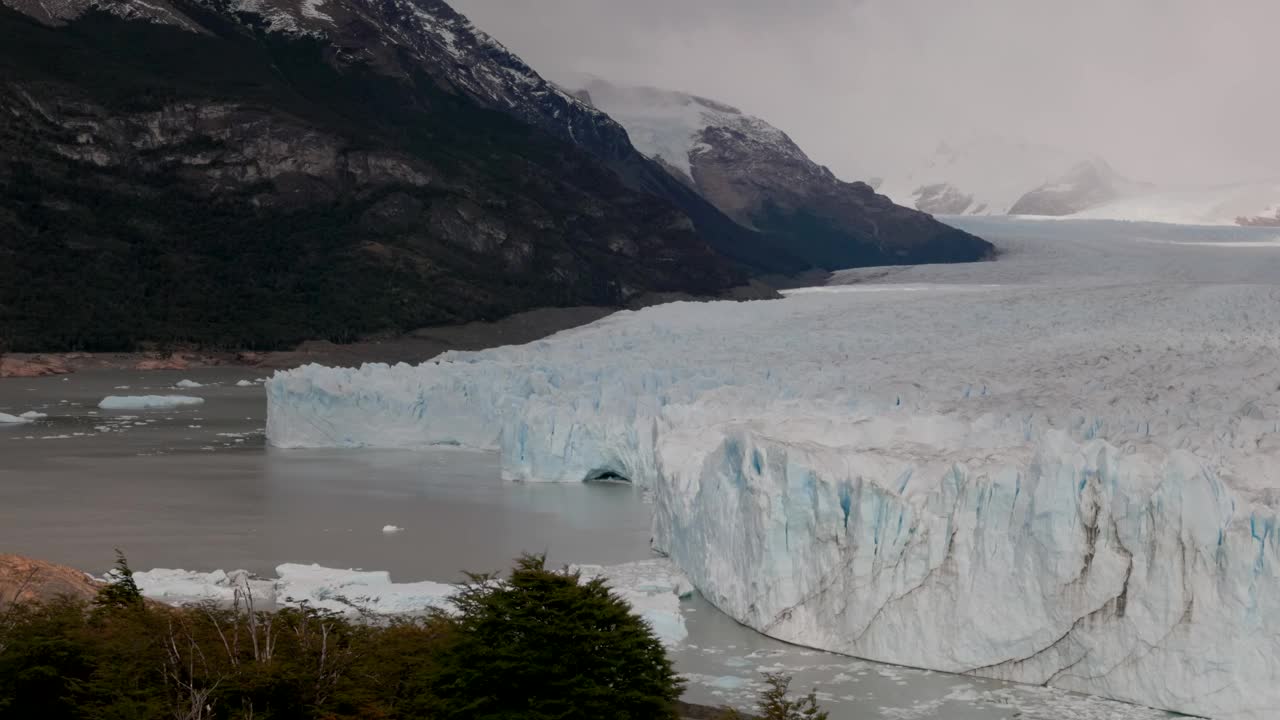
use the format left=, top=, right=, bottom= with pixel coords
left=435, top=554, right=684, bottom=720
left=93, top=550, right=144, bottom=611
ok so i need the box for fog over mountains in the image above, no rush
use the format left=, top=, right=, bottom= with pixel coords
left=454, top=0, right=1280, bottom=189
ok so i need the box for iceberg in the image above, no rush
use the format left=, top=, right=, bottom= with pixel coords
left=175, top=379, right=203, bottom=388
left=132, top=559, right=691, bottom=635
left=266, top=219, right=1280, bottom=719
left=131, top=565, right=455, bottom=615
left=99, top=395, right=205, bottom=410
left=0, top=412, right=31, bottom=423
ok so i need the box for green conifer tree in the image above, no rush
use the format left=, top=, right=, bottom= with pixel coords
left=93, top=549, right=144, bottom=611
left=435, top=553, right=684, bottom=720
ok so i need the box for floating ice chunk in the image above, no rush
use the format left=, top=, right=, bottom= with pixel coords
left=130, top=568, right=268, bottom=605
left=707, top=675, right=751, bottom=690
left=98, top=395, right=204, bottom=410
left=274, top=564, right=455, bottom=615
left=236, top=380, right=255, bottom=387
left=175, top=379, right=203, bottom=388
left=132, top=564, right=456, bottom=616
left=19, top=411, right=47, bottom=419
left=382, top=525, right=404, bottom=534
left=0, top=412, right=31, bottom=424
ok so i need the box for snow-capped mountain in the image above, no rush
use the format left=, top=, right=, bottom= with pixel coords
left=567, top=77, right=993, bottom=270
left=563, top=76, right=809, bottom=188
left=878, top=138, right=1140, bottom=217
left=1008, top=159, right=1153, bottom=216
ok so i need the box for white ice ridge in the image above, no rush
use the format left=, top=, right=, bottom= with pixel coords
left=266, top=219, right=1280, bottom=719
left=99, top=395, right=205, bottom=410
left=132, top=559, right=691, bottom=640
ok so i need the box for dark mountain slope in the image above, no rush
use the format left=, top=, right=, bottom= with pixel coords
left=567, top=78, right=996, bottom=270
left=0, top=6, right=738, bottom=351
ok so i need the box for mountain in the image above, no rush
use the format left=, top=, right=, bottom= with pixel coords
left=0, top=0, right=994, bottom=353
left=0, top=0, right=763, bottom=352
left=1007, top=159, right=1153, bottom=216
left=878, top=138, right=1141, bottom=217
left=564, top=77, right=995, bottom=270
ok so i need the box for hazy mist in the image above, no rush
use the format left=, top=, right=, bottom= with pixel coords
left=452, top=0, right=1278, bottom=186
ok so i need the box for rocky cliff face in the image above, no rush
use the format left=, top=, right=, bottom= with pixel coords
left=0, top=4, right=742, bottom=350
left=568, top=78, right=994, bottom=270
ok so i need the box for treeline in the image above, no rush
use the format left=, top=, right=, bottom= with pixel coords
left=0, top=554, right=828, bottom=720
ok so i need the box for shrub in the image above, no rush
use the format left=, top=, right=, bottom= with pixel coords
left=722, top=673, right=829, bottom=720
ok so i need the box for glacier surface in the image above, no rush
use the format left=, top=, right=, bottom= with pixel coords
left=267, top=219, right=1280, bottom=719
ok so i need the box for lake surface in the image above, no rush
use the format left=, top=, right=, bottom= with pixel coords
left=0, top=369, right=1177, bottom=718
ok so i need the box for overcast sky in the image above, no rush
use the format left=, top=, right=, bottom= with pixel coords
left=452, top=0, right=1278, bottom=186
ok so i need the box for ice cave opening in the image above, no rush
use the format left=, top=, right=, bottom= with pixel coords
left=583, top=469, right=632, bottom=484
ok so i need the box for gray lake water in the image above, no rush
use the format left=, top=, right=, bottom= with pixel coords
left=0, top=368, right=1176, bottom=719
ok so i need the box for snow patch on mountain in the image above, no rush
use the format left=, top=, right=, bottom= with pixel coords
left=563, top=75, right=799, bottom=181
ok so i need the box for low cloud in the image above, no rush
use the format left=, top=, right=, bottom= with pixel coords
left=453, top=0, right=1278, bottom=185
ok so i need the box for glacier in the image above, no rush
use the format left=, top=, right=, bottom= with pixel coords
left=267, top=218, right=1280, bottom=719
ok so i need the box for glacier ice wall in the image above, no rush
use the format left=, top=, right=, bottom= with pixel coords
left=267, top=220, right=1280, bottom=718
left=652, top=413, right=1280, bottom=719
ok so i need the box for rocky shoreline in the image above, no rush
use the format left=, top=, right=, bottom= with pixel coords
left=0, top=306, right=622, bottom=378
